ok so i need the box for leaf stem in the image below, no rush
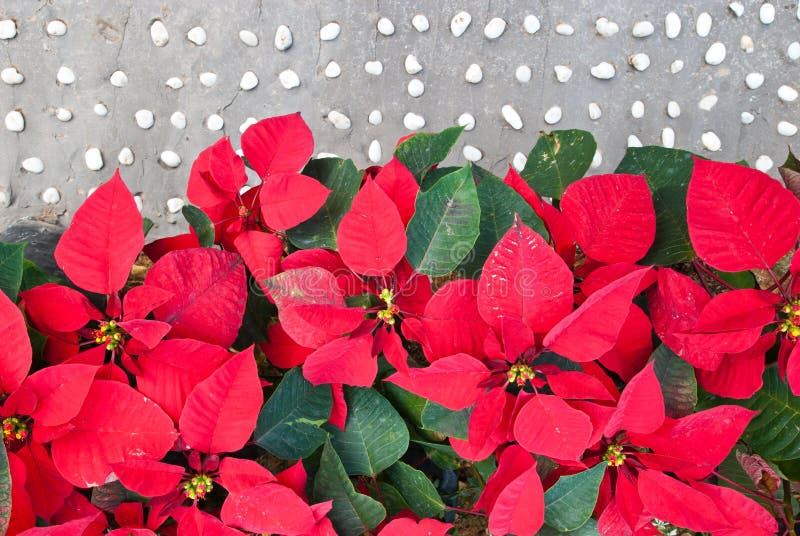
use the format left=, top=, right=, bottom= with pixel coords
left=783, top=479, right=797, bottom=536
left=712, top=471, right=781, bottom=505
left=691, top=260, right=714, bottom=296
left=444, top=506, right=485, bottom=517
left=692, top=259, right=736, bottom=292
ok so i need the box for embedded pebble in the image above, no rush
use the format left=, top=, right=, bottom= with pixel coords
left=1, top=67, right=23, bottom=85
left=239, top=30, right=259, bottom=46
left=591, top=62, right=615, bottom=79
left=778, top=85, right=798, bottom=102
left=701, top=131, right=721, bottom=151
left=0, top=191, right=9, bottom=207
left=670, top=60, right=685, bottom=74
left=484, top=18, right=506, bottom=39
left=187, top=26, right=207, bottom=46
left=377, top=17, right=395, bottom=36
left=22, top=157, right=44, bottom=174
left=109, top=70, right=128, bottom=87
left=629, top=53, right=650, bottom=71
left=405, top=55, right=423, bottom=74
left=513, top=152, right=527, bottom=171
left=501, top=104, right=523, bottom=130
left=46, top=20, right=67, bottom=36
left=42, top=188, right=60, bottom=204
left=239, top=117, right=257, bottom=133
left=134, top=109, right=154, bottom=129
left=588, top=102, right=602, bottom=120
left=632, top=21, right=654, bottom=37
left=56, top=66, right=75, bottom=85
left=451, top=11, right=471, bottom=37
left=554, top=65, right=572, bottom=83
left=240, top=71, right=258, bottom=90
left=167, top=197, right=185, bottom=213
left=328, top=110, right=352, bottom=130
left=705, top=42, right=726, bottom=65
left=627, top=135, right=643, bottom=148
left=403, top=112, right=426, bottom=130
left=206, top=114, right=224, bottom=131
left=755, top=155, right=773, bottom=172
left=759, top=3, right=775, bottom=24
left=457, top=113, right=475, bottom=131
left=544, top=106, right=562, bottom=125
left=523, top=15, right=541, bottom=34
left=317, top=152, right=339, bottom=159
left=84, top=147, right=104, bottom=170
left=462, top=145, right=482, bottom=162
left=199, top=72, right=217, bottom=87
left=665, top=12, right=681, bottom=39
left=319, top=23, right=340, bottom=41
left=778, top=121, right=798, bottom=136
left=789, top=42, right=800, bottom=61
left=133, top=196, right=143, bottom=213
left=0, top=19, right=17, bottom=40
left=368, top=140, right=382, bottom=163
left=515, top=65, right=532, bottom=83
left=368, top=110, right=383, bottom=125
left=740, top=35, right=754, bottom=54
left=591, top=150, right=603, bottom=168
left=696, top=13, right=712, bottom=37
left=741, top=111, right=755, bottom=124
left=5, top=110, right=24, bottom=132
left=595, top=17, right=619, bottom=37
left=55, top=107, right=72, bottom=122
left=555, top=23, right=574, bottom=36
left=324, top=61, right=341, bottom=78
left=364, top=61, right=383, bottom=76
left=170, top=111, right=187, bottom=129
left=667, top=101, right=681, bottom=118
left=412, top=15, right=429, bottom=32
left=745, top=72, right=764, bottom=89
left=274, top=25, right=293, bottom=50
left=94, top=103, right=108, bottom=116
left=631, top=100, right=645, bottom=119
left=160, top=151, right=181, bottom=168
left=661, top=127, right=676, bottom=148
left=150, top=20, right=169, bottom=47
left=729, top=2, right=744, bottom=17
left=698, top=94, right=718, bottom=111
left=118, top=147, right=134, bottom=166
left=166, top=77, right=183, bottom=89
left=465, top=64, right=483, bottom=84
left=407, top=79, right=424, bottom=97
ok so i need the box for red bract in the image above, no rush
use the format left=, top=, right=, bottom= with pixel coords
left=0, top=290, right=32, bottom=395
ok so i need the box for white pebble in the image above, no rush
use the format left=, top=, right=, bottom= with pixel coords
left=170, top=111, right=186, bottom=129
left=317, top=152, right=339, bottom=159
left=377, top=17, right=395, bottom=36
left=501, top=104, right=523, bottom=130
left=118, top=147, right=134, bottom=166
left=591, top=149, right=603, bottom=168
left=5, top=110, right=24, bottom=132
left=56, top=66, right=75, bottom=85
left=484, top=17, right=506, bottom=39
left=701, top=131, right=722, bottom=151
left=165, top=77, right=183, bottom=89
left=42, top=188, right=60, bottom=204
left=462, top=145, right=482, bottom=162
left=555, top=23, right=574, bottom=36
left=670, top=60, right=685, bottom=74
left=778, top=121, right=798, bottom=136
left=240, top=71, right=259, bottom=90
left=789, top=42, right=800, bottom=61
left=778, top=85, right=799, bottom=102
left=513, top=152, right=527, bottom=171
left=595, top=17, right=619, bottom=37
left=405, top=55, right=423, bottom=74
left=55, top=107, right=72, bottom=122
left=457, top=113, right=475, bottom=131
left=740, top=35, right=754, bottom=54
left=150, top=20, right=169, bottom=47
left=1, top=67, right=23, bottom=85
left=187, top=26, right=206, bottom=46
left=46, top=20, right=67, bottom=36
left=239, top=30, right=259, bottom=46
left=797, top=0, right=800, bottom=21
left=729, top=2, right=744, bottom=17
left=199, top=72, right=217, bottom=87
left=407, top=78, right=424, bottom=97
left=629, top=53, right=650, bottom=71
left=759, top=3, right=775, bottom=24
left=588, top=102, right=602, bottom=120
left=544, top=106, right=562, bottom=125
left=695, top=12, right=712, bottom=37
left=451, top=11, right=471, bottom=37
left=741, top=112, right=755, bottom=124
left=465, top=63, right=483, bottom=84
left=133, top=196, right=143, bottom=213
left=665, top=12, right=681, bottom=38
left=368, top=110, right=383, bottom=125
left=160, top=151, right=181, bottom=168
left=167, top=198, right=184, bottom=213
left=667, top=101, right=681, bottom=118
left=134, top=109, right=154, bottom=129
left=206, top=114, right=224, bottom=131
left=364, top=61, right=383, bottom=76
left=745, top=72, right=764, bottom=89
left=661, top=127, right=676, bottom=148
left=328, top=110, right=352, bottom=130
left=93, top=103, right=108, bottom=116
left=554, top=65, right=572, bottom=83
left=319, top=23, right=340, bottom=41
left=632, top=21, right=654, bottom=37
left=109, top=70, right=127, bottom=87
left=705, top=42, right=726, bottom=65
left=324, top=61, right=341, bottom=78
left=84, top=147, right=104, bottom=170
left=403, top=113, right=426, bottom=131
left=755, top=155, right=773, bottom=172
left=368, top=140, right=382, bottom=163
left=22, top=157, right=44, bottom=174
left=0, top=19, right=17, bottom=40
left=698, top=94, right=718, bottom=111
left=0, top=191, right=9, bottom=207
left=523, top=15, right=541, bottom=34
left=515, top=65, right=532, bottom=83
left=412, top=15, right=429, bottom=32
left=239, top=117, right=257, bottom=133
left=274, top=25, right=292, bottom=51
left=627, top=135, right=643, bottom=148
left=631, top=100, right=645, bottom=119
left=590, top=61, right=615, bottom=79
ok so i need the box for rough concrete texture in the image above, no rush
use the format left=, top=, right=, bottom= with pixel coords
left=1, top=1, right=798, bottom=237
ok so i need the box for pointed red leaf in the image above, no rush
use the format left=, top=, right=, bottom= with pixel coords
left=302, top=335, right=376, bottom=387
left=179, top=346, right=263, bottom=454
left=122, top=286, right=172, bottom=322
left=788, top=343, right=800, bottom=396
left=107, top=529, right=156, bottom=536
left=116, top=319, right=171, bottom=350
left=0, top=291, right=31, bottom=394
left=266, top=267, right=345, bottom=309
left=20, top=283, right=102, bottom=334
left=690, top=481, right=777, bottom=536
left=547, top=371, right=615, bottom=401
left=513, top=394, right=593, bottom=460
left=598, top=304, right=653, bottom=382
left=143, top=233, right=201, bottom=263
left=374, top=158, right=420, bottom=224
left=281, top=248, right=363, bottom=296
left=16, top=516, right=100, bottom=536
left=178, top=505, right=243, bottom=536
left=687, top=157, right=800, bottom=271
left=16, top=441, right=73, bottom=521
left=260, top=173, right=331, bottom=231
left=637, top=469, right=730, bottom=532
left=260, top=323, right=314, bottom=369
left=4, top=363, right=96, bottom=427
left=475, top=444, right=535, bottom=514
left=221, top=483, right=316, bottom=535
left=208, top=137, right=247, bottom=193
left=605, top=361, right=664, bottom=437
left=691, top=289, right=780, bottom=334
left=464, top=387, right=512, bottom=459
left=697, top=333, right=773, bottom=398
left=54, top=171, right=143, bottom=294
left=217, top=457, right=276, bottom=494
left=279, top=303, right=365, bottom=348
left=487, top=460, right=544, bottom=536
left=232, top=231, right=284, bottom=287
left=377, top=518, right=453, bottom=536
left=241, top=113, right=314, bottom=177
left=111, top=460, right=185, bottom=497
left=276, top=460, right=309, bottom=501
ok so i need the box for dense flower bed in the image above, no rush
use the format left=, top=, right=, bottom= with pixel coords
left=1, top=113, right=800, bottom=535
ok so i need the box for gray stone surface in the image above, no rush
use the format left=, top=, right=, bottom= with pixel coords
left=0, top=1, right=798, bottom=238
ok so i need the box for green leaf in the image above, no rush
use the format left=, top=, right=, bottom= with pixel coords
left=365, top=480, right=409, bottom=517
left=394, top=126, right=464, bottom=183
left=142, top=217, right=154, bottom=237
left=420, top=166, right=462, bottom=192
left=406, top=166, right=481, bottom=276
left=420, top=401, right=470, bottom=440
left=20, top=258, right=58, bottom=291
left=313, top=440, right=386, bottom=536
left=539, top=519, right=600, bottom=535
left=0, top=440, right=10, bottom=535
left=544, top=462, right=606, bottom=531
left=254, top=368, right=333, bottom=459
left=181, top=205, right=215, bottom=247
left=327, top=387, right=409, bottom=475
left=0, top=242, right=25, bottom=300
left=383, top=382, right=427, bottom=430
left=652, top=344, right=697, bottom=418
left=385, top=461, right=445, bottom=518
left=412, top=440, right=460, bottom=470
left=520, top=130, right=596, bottom=199
left=287, top=157, right=361, bottom=250
left=614, top=146, right=696, bottom=265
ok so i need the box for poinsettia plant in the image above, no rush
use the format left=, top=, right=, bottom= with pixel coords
left=1, top=112, right=799, bottom=536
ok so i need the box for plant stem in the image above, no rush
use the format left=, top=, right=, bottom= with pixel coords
left=691, top=260, right=714, bottom=295
left=768, top=266, right=792, bottom=302
left=693, top=259, right=736, bottom=291
left=444, top=506, right=485, bottom=517
left=783, top=479, right=797, bottom=536
left=712, top=471, right=781, bottom=505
